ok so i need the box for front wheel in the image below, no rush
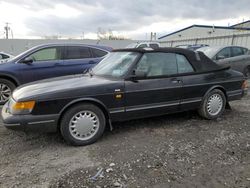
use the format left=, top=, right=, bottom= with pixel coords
left=198, top=89, right=226, bottom=120
left=60, top=103, right=106, bottom=146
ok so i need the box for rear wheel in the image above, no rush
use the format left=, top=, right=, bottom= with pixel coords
left=198, top=89, right=226, bottom=120
left=60, top=103, right=106, bottom=146
left=0, top=79, right=16, bottom=105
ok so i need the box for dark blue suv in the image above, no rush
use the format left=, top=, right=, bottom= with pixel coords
left=0, top=43, right=112, bottom=104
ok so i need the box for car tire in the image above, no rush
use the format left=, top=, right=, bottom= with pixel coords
left=198, top=89, right=226, bottom=120
left=60, top=103, right=106, bottom=146
left=243, top=66, right=250, bottom=78
left=0, top=79, right=16, bottom=105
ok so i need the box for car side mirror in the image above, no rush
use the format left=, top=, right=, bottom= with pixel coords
left=22, top=57, right=33, bottom=64
left=128, top=70, right=147, bottom=80
left=216, top=55, right=226, bottom=60
left=135, top=70, right=147, bottom=78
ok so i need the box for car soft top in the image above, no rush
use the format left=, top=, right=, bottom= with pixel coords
left=113, top=47, right=227, bottom=73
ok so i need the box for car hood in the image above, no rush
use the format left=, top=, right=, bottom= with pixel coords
left=13, top=74, right=122, bottom=101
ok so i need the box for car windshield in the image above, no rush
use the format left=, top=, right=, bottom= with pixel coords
left=92, top=52, right=139, bottom=78
left=10, top=46, right=39, bottom=61
left=197, top=47, right=221, bottom=58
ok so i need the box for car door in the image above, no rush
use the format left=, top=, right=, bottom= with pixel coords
left=227, top=47, right=247, bottom=72
left=174, top=54, right=205, bottom=110
left=62, top=46, right=102, bottom=75
left=18, top=46, right=64, bottom=83
left=215, top=47, right=232, bottom=66
left=124, top=52, right=182, bottom=120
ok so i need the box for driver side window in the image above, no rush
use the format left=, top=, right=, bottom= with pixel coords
left=28, top=47, right=61, bottom=62
left=135, top=53, right=178, bottom=77
left=216, top=47, right=231, bottom=60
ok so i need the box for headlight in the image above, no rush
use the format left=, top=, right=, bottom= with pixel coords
left=10, top=99, right=35, bottom=115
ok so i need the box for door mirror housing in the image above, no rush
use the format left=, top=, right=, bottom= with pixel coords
left=216, top=55, right=226, bottom=60
left=22, top=57, right=33, bottom=64
left=135, top=70, right=147, bottom=78
left=128, top=70, right=147, bottom=80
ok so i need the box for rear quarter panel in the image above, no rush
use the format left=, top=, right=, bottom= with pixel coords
left=180, top=69, right=244, bottom=110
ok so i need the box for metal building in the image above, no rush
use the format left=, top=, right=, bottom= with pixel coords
left=158, top=20, right=250, bottom=48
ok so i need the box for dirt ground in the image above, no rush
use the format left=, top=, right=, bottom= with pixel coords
left=0, top=95, right=250, bottom=188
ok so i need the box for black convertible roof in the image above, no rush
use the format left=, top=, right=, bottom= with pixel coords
left=113, top=47, right=224, bottom=73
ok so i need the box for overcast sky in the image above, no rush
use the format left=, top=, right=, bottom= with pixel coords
left=0, top=0, right=250, bottom=39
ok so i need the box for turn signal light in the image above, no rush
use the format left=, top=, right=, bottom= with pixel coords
left=242, top=80, right=248, bottom=89
left=13, top=101, right=35, bottom=110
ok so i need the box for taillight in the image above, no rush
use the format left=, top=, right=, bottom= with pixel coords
left=242, top=80, right=248, bottom=89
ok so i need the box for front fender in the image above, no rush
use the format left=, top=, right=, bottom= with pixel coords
left=58, top=97, right=113, bottom=130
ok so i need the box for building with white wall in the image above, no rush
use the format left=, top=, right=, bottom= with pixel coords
left=158, top=21, right=250, bottom=48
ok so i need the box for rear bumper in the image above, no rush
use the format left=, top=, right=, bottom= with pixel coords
left=1, top=102, right=59, bottom=132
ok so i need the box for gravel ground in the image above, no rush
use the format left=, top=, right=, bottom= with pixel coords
left=0, top=95, right=250, bottom=188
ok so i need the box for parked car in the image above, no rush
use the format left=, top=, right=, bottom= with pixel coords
left=2, top=48, right=247, bottom=146
left=126, top=42, right=160, bottom=49
left=0, top=43, right=112, bottom=104
left=197, top=46, right=250, bottom=77
left=0, top=52, right=14, bottom=62
left=176, top=44, right=209, bottom=51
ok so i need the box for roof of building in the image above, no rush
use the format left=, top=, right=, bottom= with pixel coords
left=158, top=23, right=250, bottom=40
left=231, top=20, right=250, bottom=27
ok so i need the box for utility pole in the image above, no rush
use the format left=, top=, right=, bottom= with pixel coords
left=150, top=32, right=157, bottom=41
left=4, top=22, right=10, bottom=39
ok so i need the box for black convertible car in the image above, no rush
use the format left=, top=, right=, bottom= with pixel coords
left=2, top=48, right=248, bottom=146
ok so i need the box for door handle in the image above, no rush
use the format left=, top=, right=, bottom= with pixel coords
left=171, top=78, right=181, bottom=84
left=89, top=60, right=96, bottom=64
left=54, top=62, right=62, bottom=66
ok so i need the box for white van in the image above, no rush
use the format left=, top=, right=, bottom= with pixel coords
left=126, top=42, right=160, bottom=49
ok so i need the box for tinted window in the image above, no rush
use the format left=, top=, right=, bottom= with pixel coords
left=216, top=47, right=231, bottom=60
left=136, top=53, right=178, bottom=77
left=242, top=48, right=249, bottom=54
left=232, top=47, right=244, bottom=57
left=138, top=44, right=148, bottom=48
left=176, top=54, right=194, bottom=73
left=29, top=47, right=60, bottom=61
left=1, top=54, right=10, bottom=59
left=91, top=48, right=108, bottom=58
left=65, top=46, right=91, bottom=59
left=149, top=43, right=159, bottom=49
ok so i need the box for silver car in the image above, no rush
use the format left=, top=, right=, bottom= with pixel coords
left=0, top=52, right=14, bottom=63
left=198, top=46, right=250, bottom=77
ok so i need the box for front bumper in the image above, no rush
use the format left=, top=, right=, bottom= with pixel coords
left=1, top=102, right=59, bottom=132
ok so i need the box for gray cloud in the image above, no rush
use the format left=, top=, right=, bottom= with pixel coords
left=3, top=0, right=250, bottom=38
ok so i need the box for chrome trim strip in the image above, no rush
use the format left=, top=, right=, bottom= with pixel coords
left=109, top=109, right=125, bottom=114
left=181, top=98, right=202, bottom=104
left=126, top=101, right=179, bottom=112
left=4, top=123, right=21, bottom=126
left=227, top=89, right=242, bottom=96
left=110, top=98, right=202, bottom=114
left=28, top=120, right=55, bottom=125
